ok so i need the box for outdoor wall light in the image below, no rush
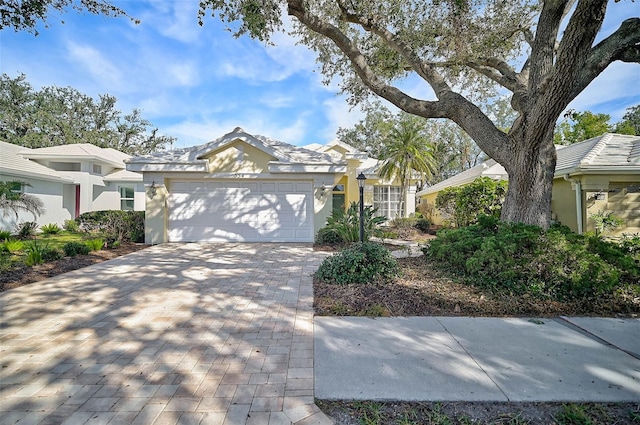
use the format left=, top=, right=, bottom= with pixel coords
left=148, top=181, right=157, bottom=199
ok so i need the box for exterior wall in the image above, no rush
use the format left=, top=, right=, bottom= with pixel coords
left=418, top=192, right=445, bottom=225
left=313, top=186, right=332, bottom=239
left=0, top=177, right=72, bottom=230
left=144, top=179, right=168, bottom=245
left=92, top=182, right=145, bottom=211
left=586, top=180, right=640, bottom=237
left=551, top=178, right=580, bottom=232
left=204, top=141, right=274, bottom=173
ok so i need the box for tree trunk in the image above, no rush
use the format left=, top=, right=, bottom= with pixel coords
left=500, top=131, right=557, bottom=229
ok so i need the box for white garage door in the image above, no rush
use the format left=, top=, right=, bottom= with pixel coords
left=168, top=180, right=314, bottom=242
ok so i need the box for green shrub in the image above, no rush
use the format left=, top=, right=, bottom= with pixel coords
left=15, top=221, right=38, bottom=238
left=316, top=227, right=344, bottom=246
left=41, top=223, right=61, bottom=235
left=324, top=203, right=386, bottom=243
left=589, top=210, right=624, bottom=235
left=435, top=177, right=507, bottom=227
left=41, top=247, right=63, bottom=262
left=63, top=219, right=79, bottom=232
left=620, top=233, right=640, bottom=257
left=390, top=217, right=418, bottom=229
left=2, top=239, right=24, bottom=253
left=24, top=240, right=44, bottom=266
left=0, top=230, right=11, bottom=240
left=85, top=238, right=104, bottom=251
left=63, top=241, right=90, bottom=257
left=315, top=242, right=400, bottom=285
left=415, top=218, right=431, bottom=233
left=423, top=215, right=639, bottom=299
left=76, top=210, right=145, bottom=243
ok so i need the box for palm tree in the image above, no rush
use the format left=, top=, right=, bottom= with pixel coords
left=378, top=114, right=436, bottom=218
left=0, top=181, right=44, bottom=219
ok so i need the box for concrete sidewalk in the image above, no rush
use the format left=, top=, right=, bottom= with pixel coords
left=315, top=316, right=640, bottom=402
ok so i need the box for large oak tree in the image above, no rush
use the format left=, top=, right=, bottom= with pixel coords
left=199, top=0, right=640, bottom=228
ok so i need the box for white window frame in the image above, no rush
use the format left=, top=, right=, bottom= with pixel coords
left=119, top=186, right=135, bottom=211
left=373, top=186, right=401, bottom=219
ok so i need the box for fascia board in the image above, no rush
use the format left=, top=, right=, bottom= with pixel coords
left=268, top=163, right=347, bottom=173
left=125, top=162, right=209, bottom=172
left=0, top=167, right=75, bottom=184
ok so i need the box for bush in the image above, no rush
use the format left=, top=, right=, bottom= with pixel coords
left=316, top=227, right=344, bottom=246
left=41, top=223, right=61, bottom=235
left=63, top=241, right=90, bottom=257
left=324, top=203, right=386, bottom=243
left=85, top=238, right=104, bottom=251
left=2, top=239, right=24, bottom=253
left=76, top=210, right=145, bottom=243
left=0, top=230, right=11, bottom=240
left=435, top=177, right=507, bottom=227
left=315, top=242, right=400, bottom=285
left=63, top=219, right=79, bottom=232
left=423, top=215, right=640, bottom=299
left=415, top=218, right=431, bottom=233
left=15, top=221, right=38, bottom=238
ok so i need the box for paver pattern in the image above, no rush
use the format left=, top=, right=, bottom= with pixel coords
left=0, top=243, right=332, bottom=425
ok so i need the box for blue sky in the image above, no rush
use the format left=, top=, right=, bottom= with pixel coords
left=1, top=0, right=639, bottom=149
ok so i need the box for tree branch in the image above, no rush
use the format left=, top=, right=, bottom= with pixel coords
left=528, top=0, right=568, bottom=94
left=335, top=0, right=452, bottom=95
left=569, top=17, right=640, bottom=100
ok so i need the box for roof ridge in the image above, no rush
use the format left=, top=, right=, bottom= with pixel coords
left=579, top=133, right=612, bottom=166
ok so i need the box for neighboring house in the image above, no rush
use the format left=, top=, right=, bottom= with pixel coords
left=417, top=133, right=640, bottom=236
left=0, top=141, right=144, bottom=230
left=126, top=127, right=419, bottom=244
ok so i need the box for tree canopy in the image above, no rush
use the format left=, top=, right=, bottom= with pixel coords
left=554, top=104, right=640, bottom=144
left=199, top=0, right=640, bottom=229
left=0, top=74, right=175, bottom=156
left=0, top=0, right=136, bottom=34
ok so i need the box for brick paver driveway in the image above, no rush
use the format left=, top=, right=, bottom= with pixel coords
left=0, top=243, right=332, bottom=425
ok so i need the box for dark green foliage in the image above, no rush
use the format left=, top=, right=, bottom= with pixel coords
left=415, top=218, right=431, bottom=232
left=423, top=216, right=639, bottom=299
left=315, top=242, right=400, bottom=285
left=324, top=203, right=386, bottom=243
left=76, top=210, right=144, bottom=243
left=41, top=246, right=62, bottom=261
left=315, top=227, right=344, bottom=246
left=24, top=240, right=61, bottom=265
left=14, top=221, right=38, bottom=238
left=41, top=223, right=61, bottom=235
left=63, top=241, right=90, bottom=257
left=0, top=230, right=12, bottom=240
left=435, top=177, right=507, bottom=227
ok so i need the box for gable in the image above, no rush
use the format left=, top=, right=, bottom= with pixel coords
left=201, top=140, right=277, bottom=173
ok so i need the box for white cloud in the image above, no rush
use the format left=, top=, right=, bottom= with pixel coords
left=167, top=62, right=199, bottom=87
left=321, top=97, right=365, bottom=142
left=65, top=41, right=122, bottom=89
left=141, top=0, right=203, bottom=43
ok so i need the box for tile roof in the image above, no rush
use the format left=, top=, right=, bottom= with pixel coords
left=0, top=141, right=74, bottom=183
left=103, top=169, right=143, bottom=182
left=129, top=127, right=338, bottom=166
left=555, top=133, right=640, bottom=173
left=418, top=159, right=507, bottom=196
left=20, top=143, right=131, bottom=168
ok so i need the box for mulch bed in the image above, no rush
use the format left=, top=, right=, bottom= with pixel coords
left=314, top=256, right=640, bottom=318
left=0, top=243, right=148, bottom=292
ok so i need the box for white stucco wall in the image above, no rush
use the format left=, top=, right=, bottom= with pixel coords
left=0, top=177, right=72, bottom=231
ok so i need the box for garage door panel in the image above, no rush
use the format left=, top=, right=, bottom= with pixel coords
left=168, top=180, right=313, bottom=242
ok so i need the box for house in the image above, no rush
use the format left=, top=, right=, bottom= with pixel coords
left=126, top=127, right=419, bottom=244
left=417, top=133, right=640, bottom=236
left=0, top=141, right=144, bottom=230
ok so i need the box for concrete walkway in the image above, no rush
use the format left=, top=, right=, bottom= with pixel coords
left=0, top=243, right=332, bottom=425
left=315, top=316, right=640, bottom=402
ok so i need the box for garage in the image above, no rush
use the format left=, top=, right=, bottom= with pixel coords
left=168, top=180, right=314, bottom=242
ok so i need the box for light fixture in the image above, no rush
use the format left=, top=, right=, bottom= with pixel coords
left=148, top=181, right=157, bottom=199
left=356, top=172, right=366, bottom=188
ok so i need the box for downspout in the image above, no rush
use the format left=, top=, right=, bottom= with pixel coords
left=564, top=175, right=583, bottom=234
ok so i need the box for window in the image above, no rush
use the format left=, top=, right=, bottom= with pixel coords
left=373, top=186, right=401, bottom=219
left=50, top=162, right=81, bottom=172
left=332, top=184, right=345, bottom=213
left=119, top=186, right=135, bottom=211
left=8, top=182, right=23, bottom=193
left=92, top=164, right=102, bottom=174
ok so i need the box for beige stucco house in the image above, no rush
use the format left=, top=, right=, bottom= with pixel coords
left=126, top=128, right=419, bottom=244
left=0, top=141, right=143, bottom=231
left=417, top=133, right=640, bottom=236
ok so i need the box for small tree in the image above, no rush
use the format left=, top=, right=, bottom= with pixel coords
left=0, top=181, right=44, bottom=220
left=435, top=177, right=508, bottom=227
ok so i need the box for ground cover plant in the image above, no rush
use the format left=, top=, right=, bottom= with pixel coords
left=315, top=241, right=400, bottom=285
